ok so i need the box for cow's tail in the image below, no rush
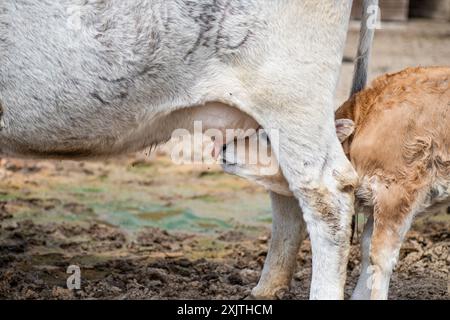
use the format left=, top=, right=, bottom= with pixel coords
left=350, top=0, right=378, bottom=243
left=350, top=0, right=379, bottom=96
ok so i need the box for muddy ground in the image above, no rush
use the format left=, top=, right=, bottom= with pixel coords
left=0, top=156, right=448, bottom=300
left=0, top=20, right=449, bottom=300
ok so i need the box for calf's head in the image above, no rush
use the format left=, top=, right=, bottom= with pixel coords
left=221, top=112, right=356, bottom=195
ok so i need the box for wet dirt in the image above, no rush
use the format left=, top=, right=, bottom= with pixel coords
left=0, top=157, right=448, bottom=300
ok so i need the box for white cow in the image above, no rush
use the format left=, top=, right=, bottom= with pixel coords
left=0, top=0, right=375, bottom=299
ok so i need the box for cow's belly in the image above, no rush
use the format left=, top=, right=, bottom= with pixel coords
left=0, top=100, right=259, bottom=159
left=0, top=1, right=262, bottom=159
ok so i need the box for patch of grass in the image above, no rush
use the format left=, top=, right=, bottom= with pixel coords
left=0, top=192, right=18, bottom=201
left=74, top=187, right=104, bottom=194
left=198, top=171, right=224, bottom=179
left=190, top=194, right=221, bottom=203
left=138, top=208, right=184, bottom=221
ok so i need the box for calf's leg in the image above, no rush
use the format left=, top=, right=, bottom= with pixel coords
left=366, top=186, right=417, bottom=300
left=351, top=214, right=374, bottom=300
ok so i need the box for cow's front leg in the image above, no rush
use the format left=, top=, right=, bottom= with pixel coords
left=218, top=3, right=354, bottom=296
left=285, top=132, right=356, bottom=300
left=257, top=109, right=357, bottom=300
left=250, top=192, right=306, bottom=299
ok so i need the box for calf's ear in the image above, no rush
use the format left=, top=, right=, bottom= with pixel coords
left=335, top=119, right=355, bottom=143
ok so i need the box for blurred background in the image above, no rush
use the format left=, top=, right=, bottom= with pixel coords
left=0, top=1, right=448, bottom=300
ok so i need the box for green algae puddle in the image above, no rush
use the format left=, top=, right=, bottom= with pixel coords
left=91, top=202, right=233, bottom=233
left=0, top=159, right=272, bottom=236
left=1, top=158, right=448, bottom=239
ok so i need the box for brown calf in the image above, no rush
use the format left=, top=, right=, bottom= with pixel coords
left=222, top=66, right=450, bottom=299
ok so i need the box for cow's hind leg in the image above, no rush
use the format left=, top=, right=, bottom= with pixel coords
left=250, top=192, right=306, bottom=299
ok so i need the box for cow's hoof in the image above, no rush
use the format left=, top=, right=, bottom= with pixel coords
left=245, top=294, right=275, bottom=300
left=247, top=287, right=289, bottom=300
left=274, top=288, right=289, bottom=300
